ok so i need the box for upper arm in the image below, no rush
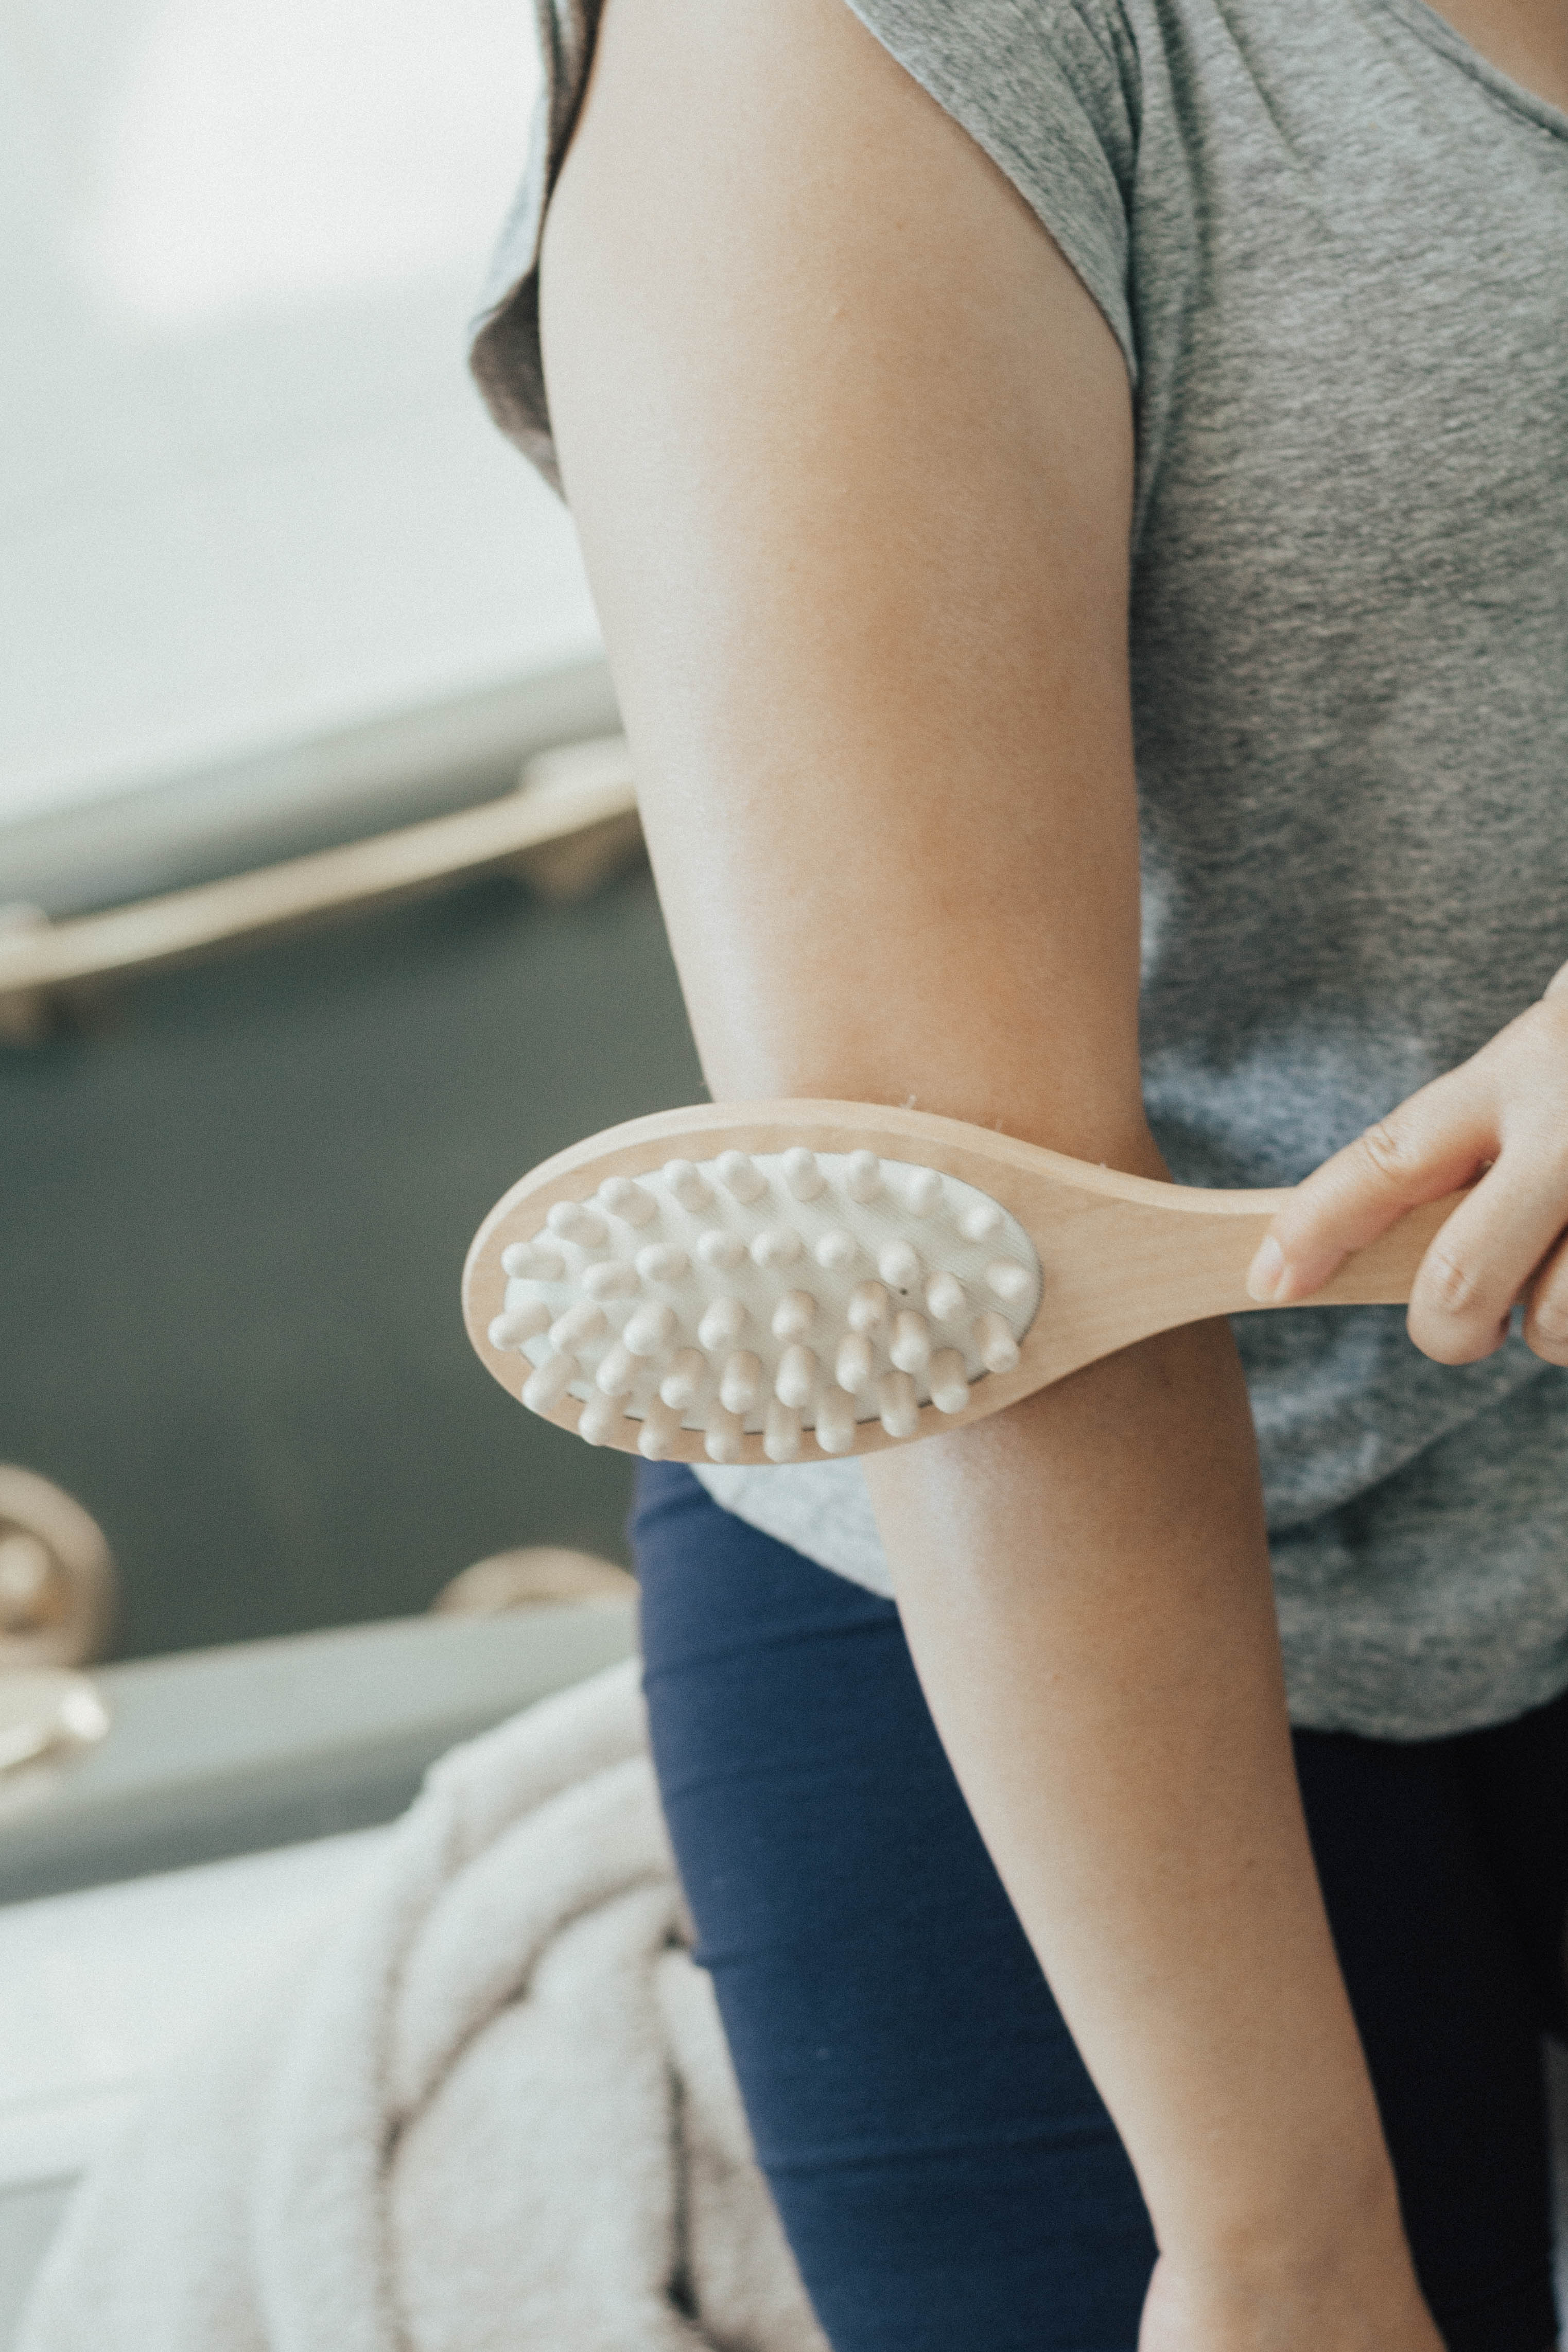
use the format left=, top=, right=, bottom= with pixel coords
left=539, top=0, right=1147, bottom=1168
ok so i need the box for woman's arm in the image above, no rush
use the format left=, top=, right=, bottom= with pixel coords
left=539, top=4, right=1436, bottom=2339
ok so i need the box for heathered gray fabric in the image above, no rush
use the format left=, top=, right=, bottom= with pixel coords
left=472, top=0, right=1568, bottom=1739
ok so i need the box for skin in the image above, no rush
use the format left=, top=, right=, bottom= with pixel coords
left=1250, top=971, right=1568, bottom=1354
left=536, top=0, right=1564, bottom=2342
left=1433, top=0, right=1568, bottom=107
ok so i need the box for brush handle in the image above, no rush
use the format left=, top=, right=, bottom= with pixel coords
left=1013, top=1177, right=1460, bottom=1400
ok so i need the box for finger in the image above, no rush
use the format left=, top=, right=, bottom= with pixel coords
left=1406, top=1161, right=1568, bottom=1365
left=1524, top=1229, right=1568, bottom=1366
left=1246, top=1076, right=1494, bottom=1305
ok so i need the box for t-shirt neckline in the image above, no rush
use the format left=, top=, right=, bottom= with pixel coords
left=1372, top=0, right=1568, bottom=140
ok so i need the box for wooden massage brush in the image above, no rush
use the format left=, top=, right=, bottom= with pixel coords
left=463, top=1101, right=1458, bottom=1468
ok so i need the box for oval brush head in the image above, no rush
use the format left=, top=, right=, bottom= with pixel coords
left=485, top=1147, right=1041, bottom=1464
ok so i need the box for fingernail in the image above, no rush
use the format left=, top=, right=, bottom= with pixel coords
left=1246, top=1237, right=1286, bottom=1304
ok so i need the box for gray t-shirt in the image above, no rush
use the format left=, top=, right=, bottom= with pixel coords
left=472, top=0, right=1568, bottom=1740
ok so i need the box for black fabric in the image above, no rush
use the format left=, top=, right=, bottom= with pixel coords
left=1296, top=1713, right=1567, bottom=2348
left=634, top=1462, right=1564, bottom=2352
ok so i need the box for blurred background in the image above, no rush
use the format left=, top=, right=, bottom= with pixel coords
left=0, top=10, right=687, bottom=2327
left=0, top=0, right=703, bottom=1663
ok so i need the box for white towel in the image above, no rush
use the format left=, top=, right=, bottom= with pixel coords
left=20, top=1658, right=828, bottom=2352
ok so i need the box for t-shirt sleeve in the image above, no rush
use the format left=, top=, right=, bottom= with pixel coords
left=469, top=0, right=601, bottom=494
left=469, top=0, right=1140, bottom=493
left=850, top=1, right=1139, bottom=369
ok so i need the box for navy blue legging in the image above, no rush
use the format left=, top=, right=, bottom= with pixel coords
left=633, top=1464, right=1568, bottom=2352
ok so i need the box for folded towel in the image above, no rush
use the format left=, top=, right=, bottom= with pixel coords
left=20, top=1658, right=828, bottom=2352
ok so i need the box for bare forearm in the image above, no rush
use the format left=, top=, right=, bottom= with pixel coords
left=865, top=1319, right=1396, bottom=2271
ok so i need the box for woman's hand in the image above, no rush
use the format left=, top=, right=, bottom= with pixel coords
left=1247, top=973, right=1568, bottom=1365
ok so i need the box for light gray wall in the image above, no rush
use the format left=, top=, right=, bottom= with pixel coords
left=0, top=2183, right=73, bottom=2348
